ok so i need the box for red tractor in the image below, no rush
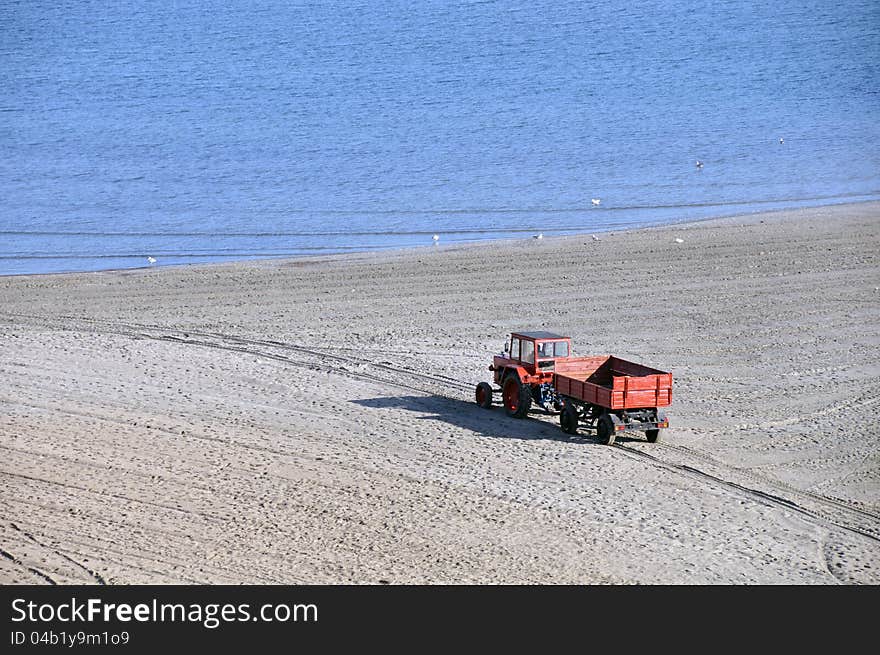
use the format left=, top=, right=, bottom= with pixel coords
left=476, top=331, right=672, bottom=445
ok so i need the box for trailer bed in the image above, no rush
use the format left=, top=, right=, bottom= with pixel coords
left=553, top=356, right=672, bottom=410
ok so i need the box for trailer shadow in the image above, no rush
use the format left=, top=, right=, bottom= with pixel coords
left=351, top=394, right=649, bottom=445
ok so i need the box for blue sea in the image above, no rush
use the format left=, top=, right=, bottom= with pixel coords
left=1, top=0, right=878, bottom=275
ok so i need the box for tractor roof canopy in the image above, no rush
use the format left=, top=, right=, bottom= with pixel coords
left=511, top=331, right=568, bottom=340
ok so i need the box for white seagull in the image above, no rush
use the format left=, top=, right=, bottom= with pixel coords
left=432, top=234, right=439, bottom=243
left=591, top=198, right=601, bottom=206
left=695, top=160, right=704, bottom=169
left=147, top=256, right=157, bottom=265
left=779, top=137, right=784, bottom=144
left=533, top=233, right=543, bottom=240
left=591, top=234, right=601, bottom=241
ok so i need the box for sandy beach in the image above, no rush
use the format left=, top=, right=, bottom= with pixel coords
left=1, top=202, right=878, bottom=584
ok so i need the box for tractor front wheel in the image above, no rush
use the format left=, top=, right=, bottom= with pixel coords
left=475, top=382, right=493, bottom=409
left=502, top=376, right=532, bottom=418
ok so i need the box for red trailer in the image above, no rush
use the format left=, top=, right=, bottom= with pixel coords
left=475, top=332, right=672, bottom=445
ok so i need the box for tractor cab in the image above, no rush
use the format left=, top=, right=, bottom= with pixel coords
left=500, top=331, right=572, bottom=375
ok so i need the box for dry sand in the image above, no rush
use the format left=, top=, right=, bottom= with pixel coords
left=1, top=202, right=878, bottom=584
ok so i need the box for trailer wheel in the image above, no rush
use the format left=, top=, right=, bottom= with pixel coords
left=645, top=429, right=660, bottom=443
left=475, top=382, right=493, bottom=409
left=597, top=414, right=616, bottom=445
left=560, top=403, right=579, bottom=435
left=502, top=376, right=532, bottom=418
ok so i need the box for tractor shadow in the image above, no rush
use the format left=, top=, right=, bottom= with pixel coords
left=351, top=394, right=648, bottom=445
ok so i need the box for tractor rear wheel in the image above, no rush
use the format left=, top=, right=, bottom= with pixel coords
left=597, top=414, right=616, bottom=445
left=502, top=376, right=532, bottom=418
left=645, top=429, right=661, bottom=443
left=560, top=403, right=579, bottom=435
left=475, top=382, right=493, bottom=409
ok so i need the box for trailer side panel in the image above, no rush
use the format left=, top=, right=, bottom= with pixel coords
left=555, top=357, right=672, bottom=410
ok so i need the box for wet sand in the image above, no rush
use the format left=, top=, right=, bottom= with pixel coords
left=1, top=202, right=878, bottom=584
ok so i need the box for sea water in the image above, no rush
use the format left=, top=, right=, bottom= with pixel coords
left=1, top=0, right=878, bottom=275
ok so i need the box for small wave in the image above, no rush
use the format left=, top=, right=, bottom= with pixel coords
left=2, top=190, right=877, bottom=240
left=0, top=245, right=410, bottom=260
left=0, top=227, right=560, bottom=238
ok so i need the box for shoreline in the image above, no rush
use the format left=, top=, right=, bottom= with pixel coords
left=3, top=197, right=879, bottom=280
left=1, top=200, right=878, bottom=584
